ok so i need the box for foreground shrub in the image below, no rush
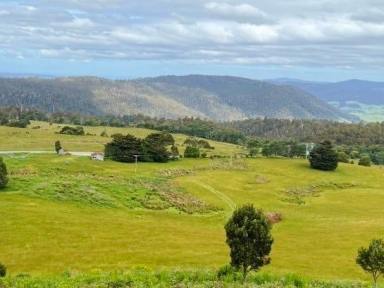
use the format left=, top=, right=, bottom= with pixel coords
left=0, top=263, right=6, bottom=277
left=309, top=140, right=338, bottom=171
left=356, top=238, right=384, bottom=287
left=225, top=204, right=273, bottom=281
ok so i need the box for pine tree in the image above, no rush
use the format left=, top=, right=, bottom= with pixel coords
left=309, top=140, right=338, bottom=171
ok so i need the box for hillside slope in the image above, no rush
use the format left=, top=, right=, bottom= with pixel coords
left=270, top=78, right=384, bottom=121
left=0, top=75, right=354, bottom=121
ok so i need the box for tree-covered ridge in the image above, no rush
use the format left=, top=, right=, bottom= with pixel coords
left=2, top=107, right=384, bottom=147
left=0, top=75, right=355, bottom=121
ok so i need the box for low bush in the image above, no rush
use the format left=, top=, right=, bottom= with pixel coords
left=0, top=263, right=6, bottom=277
left=59, top=126, right=85, bottom=136
left=184, top=146, right=200, bottom=158
left=358, top=156, right=371, bottom=167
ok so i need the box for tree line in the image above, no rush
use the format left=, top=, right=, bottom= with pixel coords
left=3, top=107, right=384, bottom=155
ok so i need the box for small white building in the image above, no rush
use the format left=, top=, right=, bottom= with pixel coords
left=91, top=152, right=104, bottom=161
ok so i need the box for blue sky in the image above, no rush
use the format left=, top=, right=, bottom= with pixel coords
left=1, top=0, right=384, bottom=81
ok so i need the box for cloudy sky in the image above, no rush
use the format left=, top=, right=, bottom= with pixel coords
left=1, top=0, right=384, bottom=81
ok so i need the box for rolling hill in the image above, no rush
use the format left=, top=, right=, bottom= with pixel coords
left=270, top=78, right=384, bottom=121
left=0, top=75, right=355, bottom=121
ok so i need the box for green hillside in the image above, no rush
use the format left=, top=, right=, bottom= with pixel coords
left=0, top=75, right=355, bottom=121
left=0, top=127, right=383, bottom=284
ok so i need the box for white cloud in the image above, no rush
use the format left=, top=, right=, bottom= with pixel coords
left=0, top=10, right=10, bottom=16
left=60, top=18, right=95, bottom=28
left=205, top=2, right=268, bottom=18
left=0, top=0, right=383, bottom=69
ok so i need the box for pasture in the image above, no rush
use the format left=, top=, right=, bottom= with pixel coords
left=0, top=152, right=383, bottom=282
left=0, top=121, right=244, bottom=156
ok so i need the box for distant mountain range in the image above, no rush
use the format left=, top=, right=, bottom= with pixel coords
left=269, top=79, right=384, bottom=122
left=0, top=75, right=359, bottom=122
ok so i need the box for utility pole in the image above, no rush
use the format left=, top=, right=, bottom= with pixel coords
left=133, top=154, right=139, bottom=173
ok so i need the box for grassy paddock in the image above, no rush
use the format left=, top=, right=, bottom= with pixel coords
left=0, top=154, right=384, bottom=282
left=0, top=121, right=244, bottom=156
left=0, top=122, right=384, bottom=283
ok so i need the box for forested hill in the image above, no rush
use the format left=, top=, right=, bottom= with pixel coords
left=0, top=75, right=355, bottom=122
left=269, top=78, right=384, bottom=122
left=270, top=78, right=384, bottom=105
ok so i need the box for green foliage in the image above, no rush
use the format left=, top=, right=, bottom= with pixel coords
left=142, top=133, right=174, bottom=163
left=184, top=137, right=214, bottom=149
left=358, top=156, right=371, bottom=167
left=105, top=133, right=175, bottom=163
left=309, top=140, right=338, bottom=171
left=6, top=118, right=30, bottom=128
left=54, top=140, right=62, bottom=154
left=59, top=126, right=85, bottom=135
left=105, top=134, right=143, bottom=163
left=259, top=141, right=306, bottom=158
left=170, top=145, right=179, bottom=159
left=143, top=118, right=246, bottom=144
left=184, top=146, right=200, bottom=158
left=356, top=239, right=384, bottom=287
left=225, top=204, right=273, bottom=281
left=0, top=263, right=6, bottom=277
left=230, top=118, right=384, bottom=146
left=0, top=157, right=8, bottom=189
left=217, top=264, right=241, bottom=281
left=370, top=151, right=384, bottom=165
left=290, top=143, right=307, bottom=158
left=337, top=151, right=350, bottom=163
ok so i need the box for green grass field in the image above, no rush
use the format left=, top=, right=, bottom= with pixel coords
left=0, top=121, right=244, bottom=156
left=0, top=123, right=383, bottom=285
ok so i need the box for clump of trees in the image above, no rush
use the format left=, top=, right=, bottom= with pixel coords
left=225, top=204, right=273, bottom=281
left=259, top=141, right=306, bottom=158
left=309, top=140, right=338, bottom=171
left=0, top=107, right=42, bottom=128
left=0, top=157, right=8, bottom=189
left=6, top=118, right=31, bottom=128
left=59, top=126, right=85, bottom=136
left=183, top=137, right=215, bottom=158
left=184, top=137, right=214, bottom=150
left=105, top=132, right=178, bottom=163
left=356, top=239, right=384, bottom=287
